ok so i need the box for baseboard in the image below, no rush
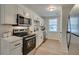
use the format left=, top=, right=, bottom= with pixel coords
left=46, top=38, right=59, bottom=40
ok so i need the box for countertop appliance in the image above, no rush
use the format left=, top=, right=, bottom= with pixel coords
left=13, top=28, right=36, bottom=55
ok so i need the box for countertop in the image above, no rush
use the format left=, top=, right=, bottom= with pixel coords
left=1, top=36, right=22, bottom=43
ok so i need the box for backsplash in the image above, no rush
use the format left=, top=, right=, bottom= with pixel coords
left=0, top=25, right=13, bottom=37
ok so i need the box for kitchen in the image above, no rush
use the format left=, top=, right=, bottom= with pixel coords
left=0, top=4, right=79, bottom=55
left=0, top=4, right=45, bottom=55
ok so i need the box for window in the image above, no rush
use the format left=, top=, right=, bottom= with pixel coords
left=48, top=18, right=57, bottom=32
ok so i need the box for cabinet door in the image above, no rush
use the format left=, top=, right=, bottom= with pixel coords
left=36, top=31, right=43, bottom=48
left=1, top=5, right=17, bottom=24
left=17, top=5, right=24, bottom=16
left=10, top=47, right=22, bottom=55
left=39, top=19, right=42, bottom=26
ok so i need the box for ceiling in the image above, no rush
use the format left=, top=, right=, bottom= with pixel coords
left=23, top=4, right=74, bottom=18
left=70, top=4, right=79, bottom=16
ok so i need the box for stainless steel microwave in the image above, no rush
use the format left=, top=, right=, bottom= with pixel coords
left=16, top=14, right=31, bottom=26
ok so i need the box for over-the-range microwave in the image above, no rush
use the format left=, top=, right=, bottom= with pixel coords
left=15, top=14, right=31, bottom=26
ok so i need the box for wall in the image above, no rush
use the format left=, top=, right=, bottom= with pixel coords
left=58, top=5, right=74, bottom=53
left=43, top=16, right=59, bottom=40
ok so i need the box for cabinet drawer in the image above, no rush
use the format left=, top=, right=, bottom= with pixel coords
left=10, top=40, right=22, bottom=50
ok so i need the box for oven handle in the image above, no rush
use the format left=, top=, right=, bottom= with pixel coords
left=24, top=36, right=36, bottom=40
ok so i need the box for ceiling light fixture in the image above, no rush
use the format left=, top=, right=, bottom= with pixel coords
left=47, top=6, right=56, bottom=12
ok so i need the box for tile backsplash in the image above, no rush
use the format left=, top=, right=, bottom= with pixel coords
left=0, top=25, right=13, bottom=37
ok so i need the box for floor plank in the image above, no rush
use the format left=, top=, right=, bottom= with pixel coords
left=34, top=39, right=79, bottom=55
left=35, top=39, right=67, bottom=55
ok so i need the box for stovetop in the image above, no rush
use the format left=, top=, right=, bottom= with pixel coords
left=13, top=32, right=28, bottom=37
left=13, top=32, right=36, bottom=38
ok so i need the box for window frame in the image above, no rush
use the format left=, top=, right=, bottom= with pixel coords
left=48, top=18, right=57, bottom=32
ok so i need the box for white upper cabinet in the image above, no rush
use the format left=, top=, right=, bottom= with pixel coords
left=0, top=5, right=17, bottom=24
left=17, top=5, right=31, bottom=18
left=39, top=18, right=44, bottom=26
left=17, top=5, right=24, bottom=16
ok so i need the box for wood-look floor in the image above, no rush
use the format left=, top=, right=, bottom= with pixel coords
left=68, top=39, right=79, bottom=55
left=34, top=39, right=67, bottom=55
left=34, top=39, right=79, bottom=55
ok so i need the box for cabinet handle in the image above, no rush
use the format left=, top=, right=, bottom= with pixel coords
left=60, top=32, right=62, bottom=33
left=14, top=43, right=21, bottom=46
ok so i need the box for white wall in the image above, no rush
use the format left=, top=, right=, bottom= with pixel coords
left=43, top=16, right=59, bottom=40
left=58, top=5, right=74, bottom=53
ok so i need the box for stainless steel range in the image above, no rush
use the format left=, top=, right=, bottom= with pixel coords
left=13, top=28, right=36, bottom=55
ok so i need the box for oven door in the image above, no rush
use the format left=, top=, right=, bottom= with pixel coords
left=23, top=36, right=36, bottom=55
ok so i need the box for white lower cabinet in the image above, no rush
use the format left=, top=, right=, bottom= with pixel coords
left=36, top=31, right=43, bottom=48
left=1, top=36, right=22, bottom=55
left=36, top=35, right=40, bottom=48
left=10, top=46, right=22, bottom=55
